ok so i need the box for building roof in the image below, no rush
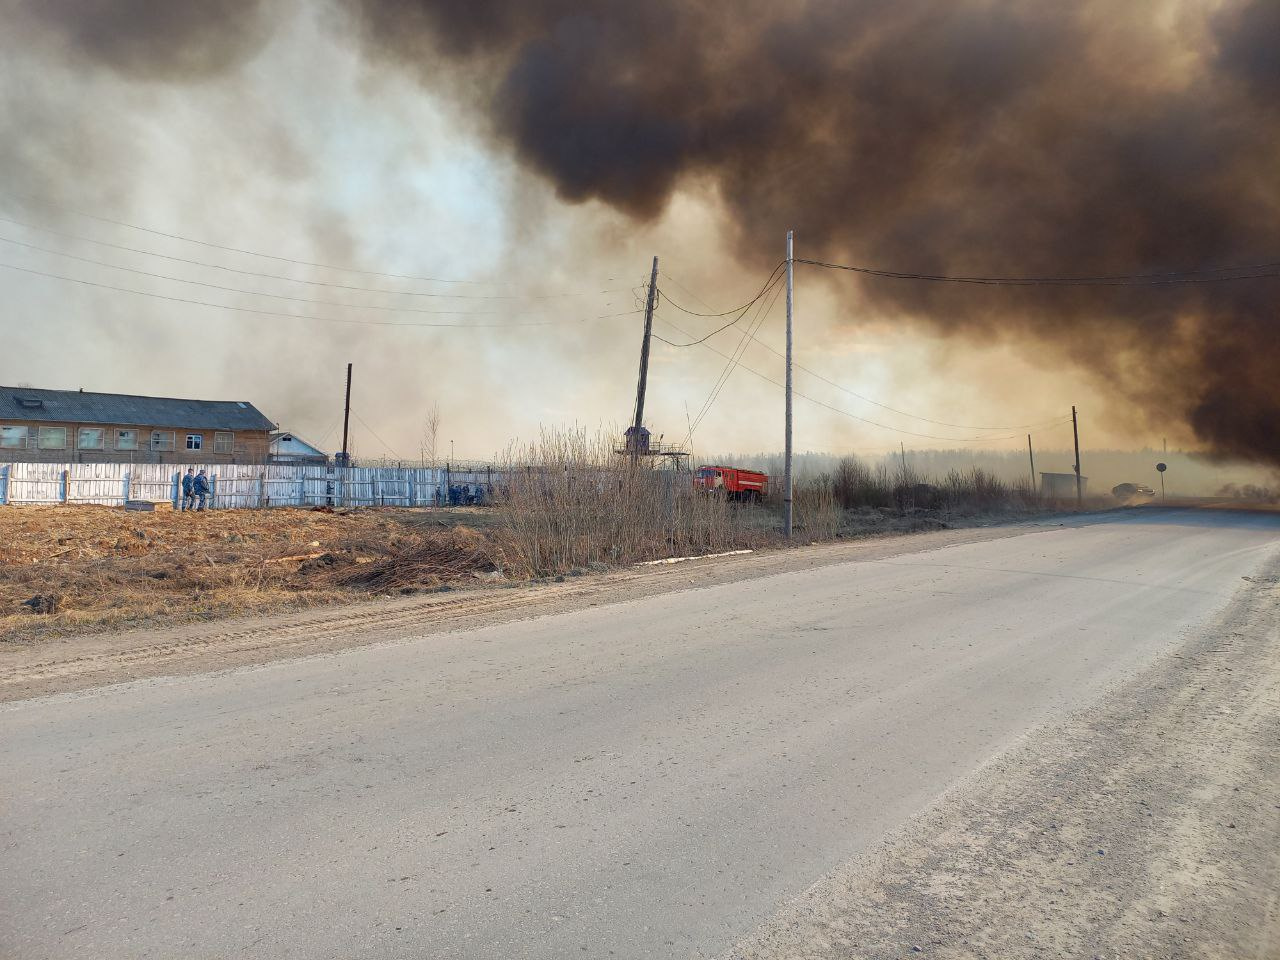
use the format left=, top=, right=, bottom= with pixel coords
left=0, top=386, right=275, bottom=431
left=269, top=431, right=327, bottom=456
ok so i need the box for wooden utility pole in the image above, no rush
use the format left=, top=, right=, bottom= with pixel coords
left=338, top=363, right=353, bottom=467
left=1027, top=433, right=1036, bottom=493
left=632, top=256, right=660, bottom=439
left=899, top=441, right=908, bottom=479
left=783, top=231, right=795, bottom=538
left=1071, top=404, right=1082, bottom=507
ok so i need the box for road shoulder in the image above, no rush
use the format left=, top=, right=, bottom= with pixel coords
left=726, top=559, right=1280, bottom=960
left=0, top=522, right=1045, bottom=703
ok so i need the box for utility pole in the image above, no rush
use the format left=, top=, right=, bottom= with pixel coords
left=783, top=231, right=795, bottom=538
left=631, top=256, right=660, bottom=445
left=1027, top=433, right=1036, bottom=493
left=338, top=362, right=352, bottom=467
left=899, top=441, right=908, bottom=479
left=1071, top=404, right=1082, bottom=508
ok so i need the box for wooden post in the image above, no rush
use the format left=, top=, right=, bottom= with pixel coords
left=783, top=229, right=794, bottom=538
left=61, top=468, right=69, bottom=504
left=1071, top=405, right=1083, bottom=508
left=258, top=473, right=267, bottom=509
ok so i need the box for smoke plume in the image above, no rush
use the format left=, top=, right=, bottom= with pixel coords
left=7, top=0, right=1279, bottom=463
left=346, top=0, right=1280, bottom=463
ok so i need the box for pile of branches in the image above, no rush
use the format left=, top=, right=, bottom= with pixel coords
left=319, top=531, right=505, bottom=592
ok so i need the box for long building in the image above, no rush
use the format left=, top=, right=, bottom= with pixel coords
left=0, top=386, right=275, bottom=464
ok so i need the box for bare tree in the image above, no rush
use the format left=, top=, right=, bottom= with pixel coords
left=420, top=402, right=441, bottom=466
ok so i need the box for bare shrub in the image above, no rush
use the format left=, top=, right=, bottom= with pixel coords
left=495, top=427, right=768, bottom=576
left=794, top=474, right=841, bottom=540
left=832, top=456, right=895, bottom=509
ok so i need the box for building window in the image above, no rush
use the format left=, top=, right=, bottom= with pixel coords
left=214, top=432, right=233, bottom=454
left=186, top=434, right=203, bottom=451
left=150, top=431, right=175, bottom=452
left=78, top=428, right=105, bottom=450
left=38, top=426, right=68, bottom=450
left=116, top=429, right=138, bottom=450
left=0, top=425, right=27, bottom=448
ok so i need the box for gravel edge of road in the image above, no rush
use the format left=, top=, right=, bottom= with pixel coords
left=723, top=556, right=1280, bottom=960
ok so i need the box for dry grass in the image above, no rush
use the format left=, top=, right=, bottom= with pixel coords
left=0, top=505, right=500, bottom=642
left=0, top=446, right=1060, bottom=642
left=496, top=427, right=777, bottom=575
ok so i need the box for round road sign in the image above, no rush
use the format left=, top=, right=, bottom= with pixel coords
left=1156, top=462, right=1167, bottom=472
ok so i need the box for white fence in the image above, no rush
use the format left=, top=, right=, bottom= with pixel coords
left=0, top=462, right=495, bottom=509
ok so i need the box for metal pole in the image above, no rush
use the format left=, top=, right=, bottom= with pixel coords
left=339, top=362, right=352, bottom=467
left=1071, top=404, right=1082, bottom=508
left=1027, top=433, right=1036, bottom=493
left=632, top=256, right=660, bottom=436
left=783, top=231, right=794, bottom=538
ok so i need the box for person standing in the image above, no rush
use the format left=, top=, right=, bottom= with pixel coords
left=181, top=468, right=196, bottom=512
left=193, top=469, right=210, bottom=512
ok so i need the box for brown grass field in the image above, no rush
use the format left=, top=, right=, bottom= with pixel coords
left=0, top=505, right=513, bottom=642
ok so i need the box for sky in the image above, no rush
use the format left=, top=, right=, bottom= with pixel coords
left=0, top=0, right=1274, bottom=470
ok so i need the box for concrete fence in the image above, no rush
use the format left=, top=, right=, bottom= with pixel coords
left=0, top=462, right=495, bottom=510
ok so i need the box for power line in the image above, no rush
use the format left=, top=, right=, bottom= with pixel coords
left=797, top=257, right=1280, bottom=286
left=682, top=277, right=787, bottom=445
left=2, top=191, right=601, bottom=287
left=0, top=213, right=626, bottom=301
left=0, top=235, right=508, bottom=316
left=659, top=267, right=1062, bottom=430
left=658, top=314, right=1073, bottom=443
left=350, top=409, right=400, bottom=460
left=652, top=274, right=785, bottom=348
left=655, top=261, right=786, bottom=317
left=0, top=260, right=641, bottom=329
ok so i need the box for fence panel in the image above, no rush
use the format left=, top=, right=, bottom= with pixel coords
left=66, top=463, right=129, bottom=505
left=0, top=462, right=479, bottom=510
left=5, top=462, right=68, bottom=503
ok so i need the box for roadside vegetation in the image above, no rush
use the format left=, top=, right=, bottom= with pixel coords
left=2, top=429, right=1062, bottom=642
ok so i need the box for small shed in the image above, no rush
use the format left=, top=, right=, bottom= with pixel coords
left=1040, top=471, right=1088, bottom=498
left=269, top=431, right=328, bottom=464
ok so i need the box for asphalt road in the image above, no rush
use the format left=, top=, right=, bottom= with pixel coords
left=3, top=508, right=1277, bottom=959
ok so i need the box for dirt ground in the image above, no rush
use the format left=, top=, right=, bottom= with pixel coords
left=0, top=521, right=1044, bottom=702
left=0, top=505, right=505, bottom=642
left=0, top=502, right=1041, bottom=644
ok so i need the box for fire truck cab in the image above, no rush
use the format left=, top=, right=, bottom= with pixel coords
left=694, top=465, right=768, bottom=502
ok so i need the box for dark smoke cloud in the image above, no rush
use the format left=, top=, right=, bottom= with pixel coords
left=347, top=0, right=1280, bottom=464
left=16, top=0, right=274, bottom=80
left=11, top=0, right=1278, bottom=462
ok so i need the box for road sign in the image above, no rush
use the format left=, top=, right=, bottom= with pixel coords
left=1156, top=462, right=1167, bottom=472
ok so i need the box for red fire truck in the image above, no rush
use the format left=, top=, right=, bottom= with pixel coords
left=694, top=465, right=769, bottom=502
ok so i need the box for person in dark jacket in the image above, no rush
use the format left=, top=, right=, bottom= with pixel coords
left=193, top=470, right=211, bottom=511
left=181, top=468, right=196, bottom=512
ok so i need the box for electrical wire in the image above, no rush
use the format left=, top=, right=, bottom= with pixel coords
left=652, top=274, right=785, bottom=348
left=655, top=261, right=787, bottom=317
left=2, top=191, right=607, bottom=287
left=682, top=277, right=787, bottom=445
left=797, top=257, right=1280, bottom=286
left=659, top=314, right=1073, bottom=443
left=0, top=260, right=641, bottom=329
left=350, top=409, right=401, bottom=460
left=658, top=268, right=1063, bottom=430
left=0, top=235, right=508, bottom=316
left=0, top=214, right=626, bottom=301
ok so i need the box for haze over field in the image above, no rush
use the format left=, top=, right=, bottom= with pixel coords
left=1, top=0, right=1276, bottom=470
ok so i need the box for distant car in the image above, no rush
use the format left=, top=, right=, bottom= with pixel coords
left=1112, top=482, right=1155, bottom=499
